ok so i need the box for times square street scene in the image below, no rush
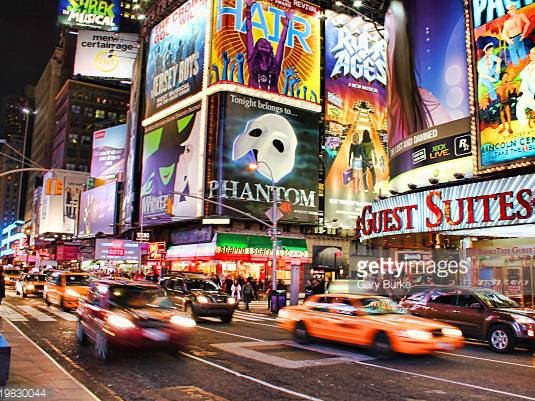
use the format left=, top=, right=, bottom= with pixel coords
left=0, top=0, right=534, bottom=400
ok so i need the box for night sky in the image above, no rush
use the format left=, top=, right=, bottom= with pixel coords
left=0, top=0, right=59, bottom=102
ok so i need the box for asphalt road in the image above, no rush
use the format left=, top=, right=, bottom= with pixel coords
left=2, top=291, right=535, bottom=401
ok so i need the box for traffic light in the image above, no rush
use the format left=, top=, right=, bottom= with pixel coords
left=45, top=178, right=53, bottom=195
left=165, top=195, right=173, bottom=216
left=55, top=179, right=63, bottom=195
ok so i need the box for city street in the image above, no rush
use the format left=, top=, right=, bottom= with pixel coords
left=2, top=291, right=534, bottom=401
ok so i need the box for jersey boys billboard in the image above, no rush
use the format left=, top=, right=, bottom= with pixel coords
left=145, top=0, right=208, bottom=119
left=141, top=104, right=204, bottom=223
left=323, top=11, right=389, bottom=229
left=208, top=93, right=319, bottom=223
left=210, top=0, right=321, bottom=104
left=472, top=1, right=535, bottom=171
left=386, top=0, right=471, bottom=191
left=58, top=0, right=121, bottom=31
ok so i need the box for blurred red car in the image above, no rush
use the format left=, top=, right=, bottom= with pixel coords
left=76, top=279, right=196, bottom=361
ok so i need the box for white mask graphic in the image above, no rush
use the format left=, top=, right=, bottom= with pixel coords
left=232, top=114, right=297, bottom=183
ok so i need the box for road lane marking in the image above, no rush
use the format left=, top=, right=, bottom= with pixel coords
left=179, top=351, right=328, bottom=401
left=36, top=306, right=78, bottom=321
left=18, top=306, right=56, bottom=322
left=437, top=351, right=534, bottom=369
left=0, top=304, right=28, bottom=321
left=234, top=311, right=276, bottom=321
left=355, top=360, right=535, bottom=400
left=196, top=325, right=266, bottom=341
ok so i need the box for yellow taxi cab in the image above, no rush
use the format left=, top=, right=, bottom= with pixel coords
left=277, top=293, right=464, bottom=356
left=4, top=268, right=22, bottom=287
left=44, top=271, right=92, bottom=310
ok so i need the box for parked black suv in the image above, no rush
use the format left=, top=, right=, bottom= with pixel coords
left=159, top=273, right=235, bottom=323
left=400, top=285, right=535, bottom=353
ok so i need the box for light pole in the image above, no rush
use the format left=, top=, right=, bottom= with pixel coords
left=247, top=161, right=278, bottom=292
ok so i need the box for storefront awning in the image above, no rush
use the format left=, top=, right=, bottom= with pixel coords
left=167, top=241, right=216, bottom=261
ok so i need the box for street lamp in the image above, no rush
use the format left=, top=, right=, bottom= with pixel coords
left=247, top=161, right=278, bottom=292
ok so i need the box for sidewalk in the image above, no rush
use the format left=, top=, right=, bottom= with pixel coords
left=0, top=317, right=101, bottom=401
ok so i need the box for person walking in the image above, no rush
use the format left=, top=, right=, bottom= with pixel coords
left=243, top=281, right=254, bottom=311
left=0, top=267, right=5, bottom=305
left=231, top=280, right=242, bottom=309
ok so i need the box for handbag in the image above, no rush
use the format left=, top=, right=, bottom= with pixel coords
left=342, top=168, right=352, bottom=185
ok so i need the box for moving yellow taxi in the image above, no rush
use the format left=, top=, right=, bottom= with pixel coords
left=44, top=271, right=92, bottom=310
left=277, top=294, right=464, bottom=356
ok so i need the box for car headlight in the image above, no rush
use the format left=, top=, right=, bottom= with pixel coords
left=442, top=327, right=463, bottom=337
left=26, top=284, right=34, bottom=290
left=65, top=288, right=80, bottom=298
left=170, top=315, right=196, bottom=328
left=5, top=277, right=10, bottom=282
left=278, top=309, right=289, bottom=318
left=107, top=314, right=136, bottom=329
left=196, top=295, right=209, bottom=304
left=400, top=329, right=433, bottom=340
left=513, top=315, right=535, bottom=325
left=227, top=297, right=235, bottom=304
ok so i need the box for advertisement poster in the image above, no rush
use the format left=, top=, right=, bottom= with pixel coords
left=39, top=170, right=89, bottom=235
left=57, top=0, right=121, bottom=31
left=90, top=124, right=127, bottom=180
left=472, top=1, right=535, bottom=170
left=208, top=92, right=319, bottom=222
left=323, top=11, right=389, bottom=228
left=74, top=31, right=139, bottom=80
left=145, top=0, right=208, bottom=119
left=95, top=239, right=140, bottom=261
left=385, top=0, right=471, bottom=191
left=210, top=0, right=321, bottom=104
left=78, top=181, right=117, bottom=237
left=122, top=46, right=143, bottom=226
left=141, top=103, right=204, bottom=223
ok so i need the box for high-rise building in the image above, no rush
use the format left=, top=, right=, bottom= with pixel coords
left=51, top=79, right=128, bottom=171
left=0, top=94, right=34, bottom=231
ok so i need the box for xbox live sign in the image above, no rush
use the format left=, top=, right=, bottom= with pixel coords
left=58, top=0, right=121, bottom=32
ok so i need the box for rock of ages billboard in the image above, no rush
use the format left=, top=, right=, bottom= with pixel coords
left=208, top=93, right=319, bottom=223
left=58, top=0, right=121, bottom=31
left=472, top=0, right=535, bottom=171
left=141, top=104, right=204, bottom=224
left=323, top=10, right=389, bottom=229
left=210, top=0, right=321, bottom=104
left=145, top=0, right=208, bottom=119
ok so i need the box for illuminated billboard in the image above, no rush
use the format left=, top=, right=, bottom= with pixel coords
left=90, top=124, right=127, bottom=181
left=208, top=92, right=319, bottom=223
left=385, top=0, right=471, bottom=191
left=323, top=11, right=389, bottom=228
left=57, top=0, right=121, bottom=31
left=141, top=103, right=205, bottom=224
left=471, top=1, right=535, bottom=172
left=95, top=239, right=140, bottom=261
left=210, top=0, right=321, bottom=104
left=74, top=31, right=139, bottom=80
left=78, top=181, right=117, bottom=237
left=39, top=170, right=89, bottom=235
left=145, top=0, right=208, bottom=119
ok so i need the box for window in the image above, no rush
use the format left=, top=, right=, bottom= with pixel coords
left=78, top=165, right=89, bottom=172
left=71, top=105, right=80, bottom=114
left=68, top=134, right=78, bottom=143
left=457, top=294, right=479, bottom=308
left=95, top=109, right=105, bottom=119
left=429, top=291, right=457, bottom=305
left=66, top=163, right=76, bottom=170
left=81, top=136, right=91, bottom=145
left=108, top=112, right=117, bottom=120
left=84, top=107, right=93, bottom=117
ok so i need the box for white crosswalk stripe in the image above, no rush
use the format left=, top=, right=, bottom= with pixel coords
left=36, top=306, right=79, bottom=322
left=233, top=311, right=276, bottom=322
left=0, top=305, right=28, bottom=321
left=18, top=306, right=56, bottom=322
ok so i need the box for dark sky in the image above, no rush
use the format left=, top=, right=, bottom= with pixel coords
left=0, top=0, right=59, bottom=101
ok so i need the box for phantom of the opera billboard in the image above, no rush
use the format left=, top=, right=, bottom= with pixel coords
left=145, top=0, right=208, bottom=119
left=210, top=0, right=321, bottom=104
left=472, top=1, right=535, bottom=172
left=141, top=104, right=205, bottom=224
left=78, top=181, right=117, bottom=237
left=386, top=0, right=471, bottom=192
left=58, top=0, right=121, bottom=31
left=90, top=124, right=127, bottom=181
left=74, top=31, right=139, bottom=80
left=323, top=11, right=389, bottom=229
left=208, top=93, right=319, bottom=223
